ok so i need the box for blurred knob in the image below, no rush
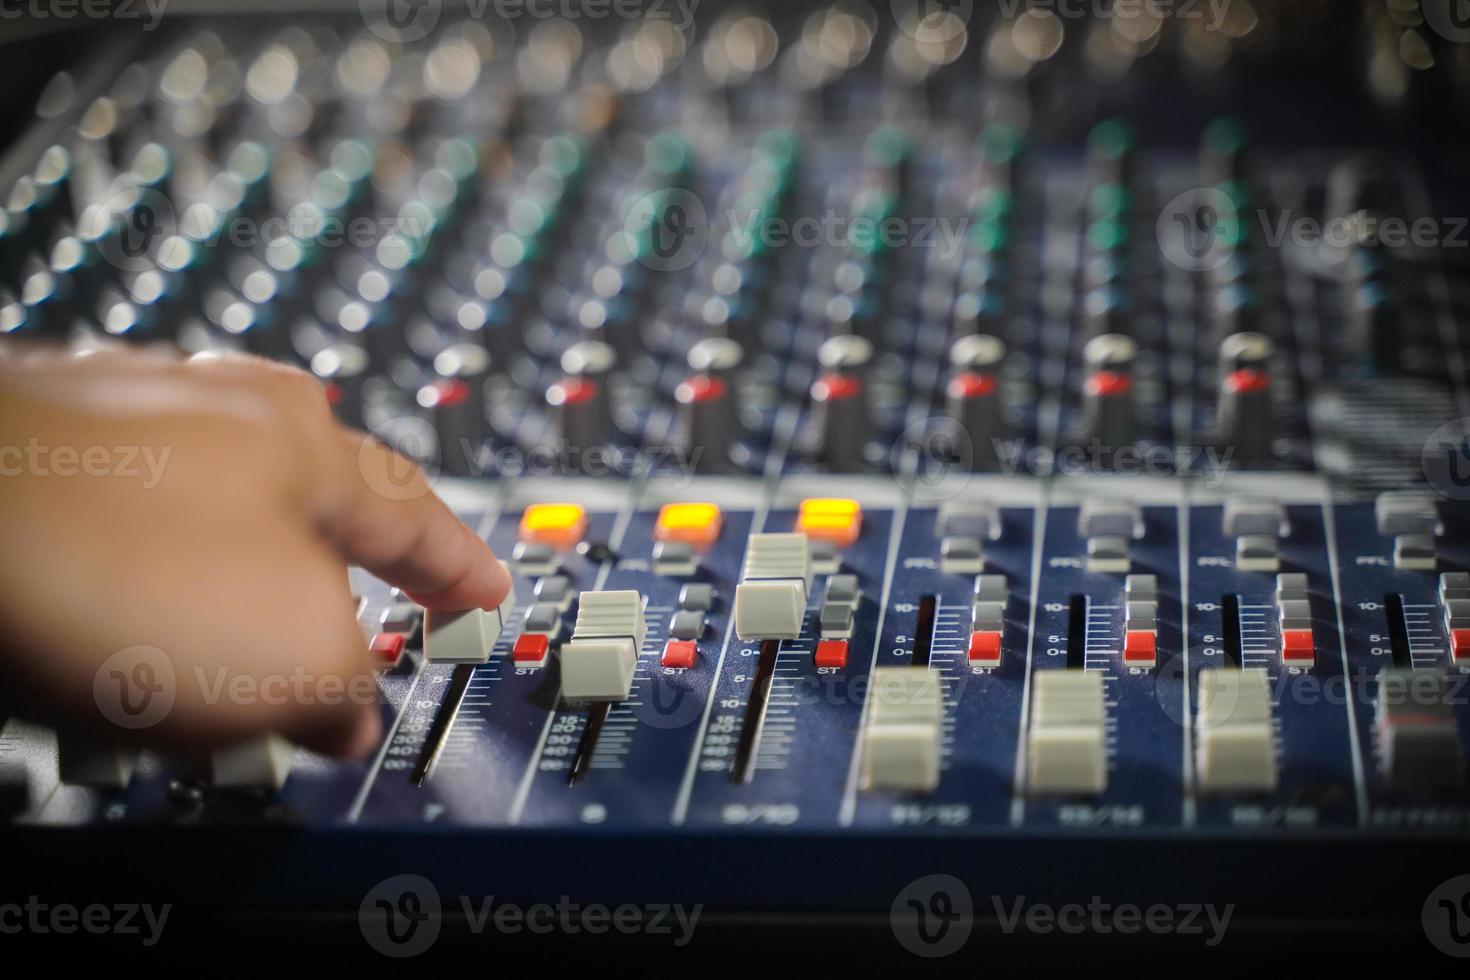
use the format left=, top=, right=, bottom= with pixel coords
left=946, top=334, right=1006, bottom=471
left=811, top=334, right=873, bottom=471
left=1082, top=334, right=1137, bottom=452
left=1217, top=332, right=1275, bottom=467
left=678, top=337, right=743, bottom=472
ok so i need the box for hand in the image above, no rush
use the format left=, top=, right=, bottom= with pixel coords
left=0, top=344, right=511, bottom=759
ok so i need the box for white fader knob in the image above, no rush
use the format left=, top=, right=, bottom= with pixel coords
left=1195, top=668, right=1277, bottom=792
left=560, top=590, right=647, bottom=701
left=212, top=734, right=297, bottom=791
left=424, top=564, right=516, bottom=664
left=1027, top=671, right=1108, bottom=794
left=861, top=668, right=944, bottom=792
left=734, top=533, right=813, bottom=640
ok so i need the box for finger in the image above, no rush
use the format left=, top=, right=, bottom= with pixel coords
left=319, top=428, right=511, bottom=612
left=171, top=536, right=383, bottom=761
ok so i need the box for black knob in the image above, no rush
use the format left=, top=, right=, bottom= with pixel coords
left=420, top=343, right=490, bottom=477
left=946, top=334, right=1006, bottom=471
left=678, top=337, right=743, bottom=472
left=1082, top=334, right=1137, bottom=452
left=548, top=339, right=617, bottom=461
left=1217, top=332, right=1274, bottom=467
left=811, top=334, right=873, bottom=471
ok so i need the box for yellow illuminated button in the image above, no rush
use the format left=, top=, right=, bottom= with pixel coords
left=655, top=502, right=723, bottom=548
left=796, top=498, right=862, bottom=548
left=518, top=503, right=588, bottom=549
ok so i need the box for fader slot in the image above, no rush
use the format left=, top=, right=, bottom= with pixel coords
left=910, top=595, right=938, bottom=668
left=568, top=703, right=612, bottom=787
left=1065, top=595, right=1087, bottom=670
left=1382, top=593, right=1412, bottom=669
left=410, top=664, right=476, bottom=786
left=731, top=640, right=781, bottom=785
left=1221, top=594, right=1243, bottom=669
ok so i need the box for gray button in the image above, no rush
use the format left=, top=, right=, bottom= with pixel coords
left=972, top=600, right=1006, bottom=633
left=381, top=602, right=421, bottom=632
left=1444, top=598, right=1470, bottom=629
left=809, top=539, right=841, bottom=572
left=513, top=541, right=559, bottom=573
left=1087, top=535, right=1130, bottom=572
left=826, top=574, right=861, bottom=604
left=940, top=536, right=984, bottom=573
left=1278, top=599, right=1312, bottom=632
left=937, top=501, right=996, bottom=540
left=1375, top=492, right=1439, bottom=538
left=1236, top=534, right=1279, bottom=570
left=534, top=575, right=573, bottom=609
left=1126, top=600, right=1158, bottom=631
left=973, top=574, right=1008, bottom=605
left=1440, top=572, right=1470, bottom=602
left=669, top=610, right=705, bottom=641
left=653, top=540, right=698, bottom=573
left=1078, top=499, right=1139, bottom=538
left=522, top=603, right=561, bottom=634
left=678, top=583, right=715, bottom=611
left=1223, top=494, right=1284, bottom=538
left=819, top=602, right=856, bottom=638
left=1125, top=574, right=1157, bottom=600
left=1394, top=534, right=1437, bottom=570
left=1276, top=573, right=1309, bottom=601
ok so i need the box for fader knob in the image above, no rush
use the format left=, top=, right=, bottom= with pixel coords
left=548, top=339, right=617, bottom=456
left=1217, top=332, right=1274, bottom=467
left=946, top=334, right=1006, bottom=471
left=1082, top=334, right=1137, bottom=452
left=420, top=343, right=490, bottom=477
left=678, top=337, right=743, bottom=472
left=811, top=334, right=873, bottom=471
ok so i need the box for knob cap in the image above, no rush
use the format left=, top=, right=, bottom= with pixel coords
left=1217, top=332, right=1274, bottom=467
left=548, top=339, right=617, bottom=460
left=811, top=335, right=874, bottom=471
left=420, top=343, right=490, bottom=477
left=1082, top=334, right=1137, bottom=452
left=946, top=334, right=1006, bottom=471
left=678, top=337, right=743, bottom=472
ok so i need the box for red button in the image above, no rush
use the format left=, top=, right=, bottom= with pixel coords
left=1226, top=369, right=1269, bottom=395
left=513, top=633, right=550, bottom=663
left=675, top=375, right=727, bottom=405
left=1085, top=371, right=1132, bottom=398
left=1123, top=630, right=1156, bottom=666
left=1451, top=629, right=1470, bottom=664
left=1281, top=629, right=1314, bottom=664
left=370, top=632, right=406, bottom=666
left=662, top=639, right=697, bottom=669
left=947, top=372, right=997, bottom=400
left=811, top=373, right=862, bottom=403
left=815, top=639, right=848, bottom=668
left=967, top=630, right=1002, bottom=665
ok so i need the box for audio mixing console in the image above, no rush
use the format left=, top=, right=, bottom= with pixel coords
left=3, top=0, right=1470, bottom=955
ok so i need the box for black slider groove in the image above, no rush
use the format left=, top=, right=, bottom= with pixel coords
left=731, top=639, right=780, bottom=785
left=911, top=595, right=938, bottom=667
left=568, top=702, right=612, bottom=786
left=1383, top=593, right=1412, bottom=669
left=1066, top=594, right=1087, bottom=670
left=410, top=664, right=475, bottom=785
left=1220, top=593, right=1242, bottom=668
